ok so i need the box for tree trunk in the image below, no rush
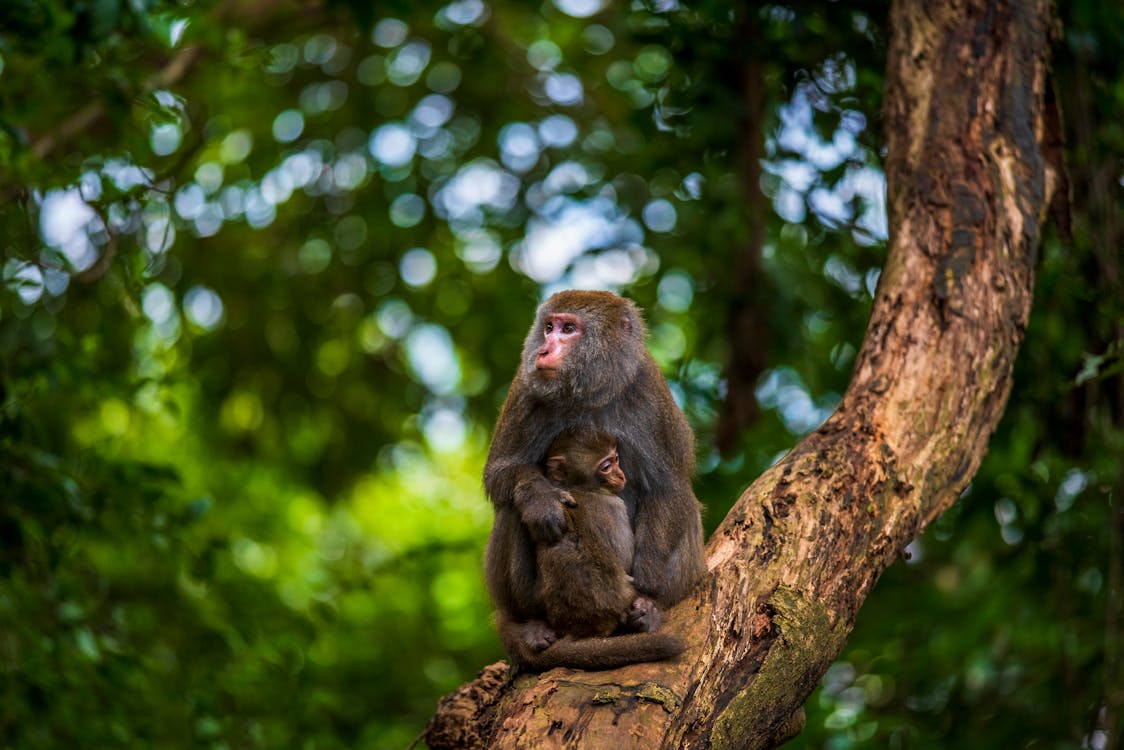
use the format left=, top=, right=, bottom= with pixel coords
left=715, top=16, right=770, bottom=456
left=425, top=1, right=1062, bottom=747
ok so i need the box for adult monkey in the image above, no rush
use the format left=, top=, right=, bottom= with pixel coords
left=484, top=289, right=706, bottom=664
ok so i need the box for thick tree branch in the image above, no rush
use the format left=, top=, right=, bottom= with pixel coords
left=427, top=1, right=1061, bottom=746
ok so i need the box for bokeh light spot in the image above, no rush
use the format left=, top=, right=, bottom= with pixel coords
left=272, top=109, right=305, bottom=143
left=642, top=198, right=677, bottom=232
left=357, top=55, right=386, bottom=85
left=538, top=115, right=578, bottom=148
left=39, top=188, right=100, bottom=272
left=372, top=18, right=408, bottom=48
left=303, top=34, right=337, bottom=65
left=377, top=298, right=414, bottom=338
left=527, top=40, right=562, bottom=71
left=544, top=73, right=583, bottom=106
left=405, top=323, right=461, bottom=395
left=635, top=46, right=672, bottom=82
left=387, top=41, right=431, bottom=86
left=582, top=24, right=614, bottom=54
left=454, top=229, right=502, bottom=273
left=412, top=94, right=455, bottom=129
left=265, top=43, right=299, bottom=73
left=442, top=0, right=487, bottom=26
left=183, top=286, right=224, bottom=331
left=423, top=408, right=467, bottom=453
left=498, top=122, right=541, bottom=172
left=194, top=162, right=223, bottom=194
left=150, top=123, right=182, bottom=156
left=220, top=130, right=253, bottom=164
left=232, top=538, right=278, bottom=578
left=3, top=260, right=44, bottom=305
left=298, top=238, right=333, bottom=273
left=333, top=153, right=370, bottom=191
left=553, top=0, right=605, bottom=18
left=369, top=123, right=416, bottom=167
left=426, top=61, right=462, bottom=93
left=400, top=248, right=437, bottom=288
left=390, top=194, right=426, bottom=227
left=657, top=270, right=694, bottom=312
left=142, top=283, right=176, bottom=324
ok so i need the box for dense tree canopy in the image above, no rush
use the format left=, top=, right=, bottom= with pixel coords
left=1, top=1, right=1120, bottom=747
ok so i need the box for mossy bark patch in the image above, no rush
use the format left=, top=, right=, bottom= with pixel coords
left=709, top=587, right=848, bottom=750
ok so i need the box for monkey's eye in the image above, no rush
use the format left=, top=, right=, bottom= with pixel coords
left=599, top=459, right=613, bottom=473
left=544, top=322, right=553, bottom=333
left=562, top=322, right=576, bottom=334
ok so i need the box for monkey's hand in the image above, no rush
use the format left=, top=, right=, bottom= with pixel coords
left=513, top=474, right=571, bottom=544
left=626, top=596, right=663, bottom=633
left=522, top=620, right=558, bottom=652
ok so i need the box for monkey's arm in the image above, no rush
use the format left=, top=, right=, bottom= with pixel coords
left=615, top=370, right=706, bottom=607
left=629, top=475, right=706, bottom=608
left=483, top=393, right=570, bottom=544
left=511, top=468, right=571, bottom=544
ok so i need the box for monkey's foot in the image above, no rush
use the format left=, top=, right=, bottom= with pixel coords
left=523, top=619, right=559, bottom=651
left=626, top=596, right=663, bottom=632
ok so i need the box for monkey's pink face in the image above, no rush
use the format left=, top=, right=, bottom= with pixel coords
left=598, top=450, right=626, bottom=493
left=535, top=313, right=582, bottom=376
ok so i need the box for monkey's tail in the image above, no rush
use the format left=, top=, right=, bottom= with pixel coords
left=519, top=632, right=686, bottom=672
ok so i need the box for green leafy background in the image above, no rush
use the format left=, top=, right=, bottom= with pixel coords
left=1, top=1, right=1120, bottom=747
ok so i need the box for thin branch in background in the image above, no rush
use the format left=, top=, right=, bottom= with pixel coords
left=30, top=45, right=206, bottom=163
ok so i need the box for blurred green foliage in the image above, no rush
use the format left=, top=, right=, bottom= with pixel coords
left=0, top=1, right=1120, bottom=748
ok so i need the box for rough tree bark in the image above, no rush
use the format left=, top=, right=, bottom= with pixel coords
left=426, top=1, right=1063, bottom=747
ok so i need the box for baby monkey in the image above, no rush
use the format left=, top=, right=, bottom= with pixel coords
left=538, top=427, right=636, bottom=637
left=508, top=427, right=683, bottom=671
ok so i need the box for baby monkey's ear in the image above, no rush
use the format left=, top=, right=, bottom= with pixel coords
left=545, top=455, right=567, bottom=482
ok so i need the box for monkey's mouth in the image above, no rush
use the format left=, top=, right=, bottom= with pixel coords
left=535, top=366, right=561, bottom=378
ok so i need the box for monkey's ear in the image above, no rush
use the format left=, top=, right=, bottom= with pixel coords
left=545, top=456, right=566, bottom=482
left=620, top=299, right=645, bottom=335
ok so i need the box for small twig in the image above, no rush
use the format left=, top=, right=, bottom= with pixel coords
left=30, top=45, right=205, bottom=162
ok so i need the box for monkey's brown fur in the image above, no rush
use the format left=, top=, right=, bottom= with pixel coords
left=497, top=621, right=685, bottom=672
left=484, top=290, right=705, bottom=670
left=537, top=428, right=635, bottom=639
left=513, top=428, right=685, bottom=671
